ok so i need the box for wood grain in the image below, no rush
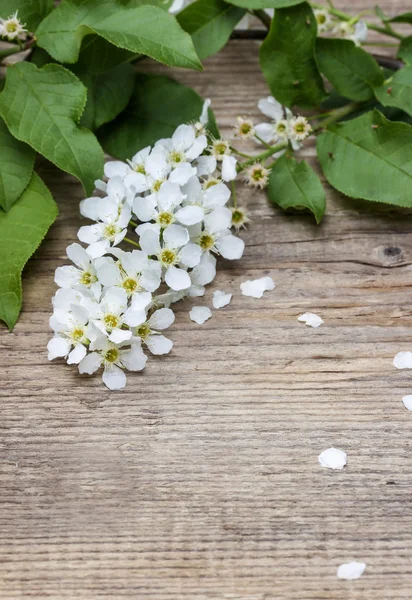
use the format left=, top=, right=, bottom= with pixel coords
left=1, top=7, right=412, bottom=598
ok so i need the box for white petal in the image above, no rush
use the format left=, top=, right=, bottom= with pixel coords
left=240, top=276, right=275, bottom=298
left=402, top=395, right=412, bottom=411
left=140, top=229, right=161, bottom=256
left=190, top=253, right=216, bottom=286
left=182, top=175, right=201, bottom=199
left=221, top=155, right=237, bottom=182
left=202, top=183, right=231, bottom=209
left=121, top=344, right=148, bottom=371
left=117, top=204, right=132, bottom=229
left=124, top=308, right=147, bottom=327
left=133, top=194, right=157, bottom=222
left=78, top=351, right=102, bottom=375
left=140, top=266, right=161, bottom=293
left=131, top=146, right=150, bottom=164
left=169, top=163, right=197, bottom=186
left=337, top=562, right=366, bottom=580
left=204, top=207, right=232, bottom=234
left=80, top=196, right=100, bottom=221
left=165, top=266, right=191, bottom=291
left=54, top=266, right=80, bottom=288
left=394, top=351, right=412, bottom=369
left=130, top=291, right=152, bottom=311
left=215, top=234, right=245, bottom=260
left=157, top=181, right=183, bottom=212
left=254, top=122, right=276, bottom=144
left=212, top=290, right=232, bottom=309
left=53, top=288, right=80, bottom=310
left=199, top=98, right=210, bottom=125
left=67, top=343, right=87, bottom=365
left=172, top=123, right=196, bottom=150
left=124, top=171, right=148, bottom=193
left=196, top=155, right=216, bottom=177
left=109, top=328, right=132, bottom=344
left=318, top=448, right=347, bottom=470
left=146, top=334, right=173, bottom=355
left=66, top=243, right=90, bottom=269
left=47, top=336, right=71, bottom=360
left=102, top=365, right=127, bottom=390
left=95, top=261, right=122, bottom=287
left=175, top=205, right=204, bottom=226
left=102, top=287, right=128, bottom=314
left=163, top=224, right=189, bottom=249
left=106, top=177, right=126, bottom=202
left=86, top=240, right=110, bottom=259
left=180, top=242, right=202, bottom=268
left=78, top=224, right=102, bottom=244
left=185, top=134, right=207, bottom=161
left=189, top=306, right=212, bottom=325
left=297, top=312, right=324, bottom=328
left=104, top=160, right=129, bottom=178
left=135, top=222, right=161, bottom=238
left=258, top=96, right=284, bottom=121
left=147, top=308, right=175, bottom=330
left=145, top=150, right=169, bottom=180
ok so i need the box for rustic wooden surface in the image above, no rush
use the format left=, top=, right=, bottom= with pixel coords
left=1, top=3, right=412, bottom=598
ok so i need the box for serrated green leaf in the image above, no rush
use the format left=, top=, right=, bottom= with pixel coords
left=268, top=153, right=326, bottom=223
left=0, top=62, right=104, bottom=196
left=100, top=73, right=219, bottom=160
left=260, top=2, right=326, bottom=108
left=0, top=0, right=53, bottom=31
left=225, top=0, right=303, bottom=7
left=0, top=118, right=35, bottom=212
left=389, top=12, right=412, bottom=24
left=316, top=38, right=384, bottom=102
left=75, top=36, right=136, bottom=74
left=317, top=109, right=412, bottom=207
left=374, top=66, right=412, bottom=117
left=76, top=63, right=135, bottom=131
left=177, top=0, right=245, bottom=60
left=0, top=172, right=58, bottom=331
left=398, top=37, right=412, bottom=64
left=36, top=0, right=202, bottom=70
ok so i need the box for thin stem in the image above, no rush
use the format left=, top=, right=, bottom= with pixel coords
left=254, top=133, right=273, bottom=150
left=314, top=101, right=362, bottom=131
left=363, top=41, right=398, bottom=47
left=251, top=9, right=271, bottom=29
left=124, top=237, right=140, bottom=248
left=230, top=145, right=252, bottom=159
left=237, top=142, right=288, bottom=171
left=231, top=180, right=238, bottom=208
left=129, top=219, right=138, bottom=228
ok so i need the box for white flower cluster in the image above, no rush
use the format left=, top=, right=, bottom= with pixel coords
left=0, top=11, right=26, bottom=41
left=48, top=102, right=245, bottom=390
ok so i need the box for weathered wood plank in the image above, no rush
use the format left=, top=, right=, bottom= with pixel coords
left=1, top=12, right=412, bottom=599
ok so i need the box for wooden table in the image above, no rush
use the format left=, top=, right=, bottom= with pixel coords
left=1, top=2, right=412, bottom=597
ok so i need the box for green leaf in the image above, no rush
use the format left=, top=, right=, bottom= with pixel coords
left=389, top=12, right=412, bottom=24
left=316, top=38, right=384, bottom=102
left=398, top=37, right=412, bottom=64
left=74, top=35, right=136, bottom=75
left=374, top=66, right=412, bottom=118
left=177, top=0, right=245, bottom=60
left=100, top=73, right=219, bottom=160
left=0, top=62, right=104, bottom=196
left=225, top=0, right=303, bottom=7
left=0, top=118, right=35, bottom=212
left=0, top=0, right=53, bottom=31
left=260, top=2, right=326, bottom=108
left=76, top=63, right=135, bottom=130
left=268, top=153, right=326, bottom=223
left=317, top=109, right=412, bottom=207
left=0, top=172, right=58, bottom=331
left=35, top=0, right=202, bottom=70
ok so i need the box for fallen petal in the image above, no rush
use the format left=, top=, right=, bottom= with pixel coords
left=212, top=290, right=232, bottom=309
left=318, top=447, right=347, bottom=470
left=298, top=312, right=324, bottom=328
left=190, top=306, right=212, bottom=325
left=240, top=276, right=275, bottom=298
left=402, top=395, right=412, bottom=411
left=394, top=351, right=412, bottom=369
left=337, top=561, right=366, bottom=580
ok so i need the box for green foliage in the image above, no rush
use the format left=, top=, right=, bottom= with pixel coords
left=0, top=0, right=53, bottom=31
left=398, top=37, right=412, bottom=64
left=268, top=154, right=326, bottom=223
left=0, top=118, right=35, bottom=212
left=77, top=63, right=135, bottom=130
left=100, top=73, right=218, bottom=160
left=177, top=0, right=245, bottom=60
left=35, top=0, right=202, bottom=70
left=316, top=38, right=384, bottom=102
left=225, top=0, right=303, bottom=7
left=0, top=173, right=58, bottom=331
left=389, top=12, right=412, bottom=24
left=0, top=62, right=104, bottom=196
left=317, top=110, right=412, bottom=207
left=260, top=2, right=326, bottom=107
left=374, top=66, right=412, bottom=118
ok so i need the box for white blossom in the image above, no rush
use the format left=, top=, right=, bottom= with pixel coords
left=0, top=11, right=26, bottom=40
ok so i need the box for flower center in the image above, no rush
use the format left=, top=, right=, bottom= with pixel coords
left=122, top=277, right=139, bottom=293
left=157, top=211, right=174, bottom=228
left=240, top=122, right=252, bottom=135
left=104, top=314, right=119, bottom=330
left=105, top=348, right=119, bottom=363
left=214, top=142, right=228, bottom=156
left=104, top=224, right=118, bottom=239
left=80, top=270, right=96, bottom=286
left=152, top=179, right=164, bottom=193
left=72, top=328, right=85, bottom=342
left=251, top=168, right=264, bottom=182
left=277, top=122, right=287, bottom=133
left=317, top=13, right=326, bottom=24
left=134, top=164, right=146, bottom=174
left=6, top=22, right=18, bottom=32
left=203, top=178, right=220, bottom=189
left=199, top=233, right=215, bottom=251
left=136, top=323, right=151, bottom=340
left=169, top=150, right=185, bottom=165
left=159, top=249, right=177, bottom=266
left=231, top=210, right=244, bottom=224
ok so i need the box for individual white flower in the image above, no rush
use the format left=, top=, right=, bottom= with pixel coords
left=86, top=287, right=133, bottom=344
left=132, top=308, right=175, bottom=355
left=255, top=96, right=288, bottom=144
left=314, top=8, right=333, bottom=33
left=189, top=306, right=212, bottom=325
left=234, top=116, right=255, bottom=140
left=95, top=249, right=161, bottom=298
left=289, top=116, right=312, bottom=143
left=139, top=224, right=200, bottom=291
left=210, top=138, right=231, bottom=161
left=190, top=207, right=245, bottom=260
left=78, top=194, right=131, bottom=258
left=155, top=123, right=207, bottom=184
left=337, top=562, right=366, bottom=580
left=0, top=11, right=27, bottom=40
left=240, top=276, right=275, bottom=298
left=335, top=20, right=368, bottom=46
left=243, top=163, right=270, bottom=189
left=78, top=337, right=147, bottom=390
left=212, top=291, right=232, bottom=309
left=230, top=206, right=250, bottom=230
left=103, top=159, right=150, bottom=197
left=318, top=447, right=347, bottom=470
left=55, top=243, right=99, bottom=293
